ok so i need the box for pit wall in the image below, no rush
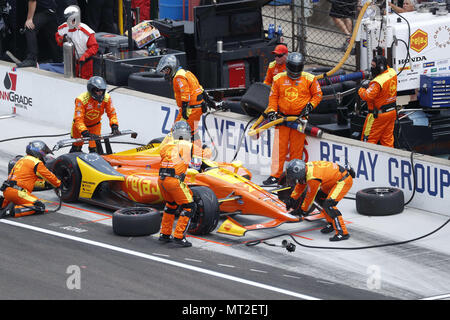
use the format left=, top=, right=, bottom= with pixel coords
left=0, top=62, right=449, bottom=216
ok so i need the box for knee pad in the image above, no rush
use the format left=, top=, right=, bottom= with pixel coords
left=164, top=202, right=178, bottom=215
left=322, top=199, right=340, bottom=218
left=180, top=202, right=196, bottom=218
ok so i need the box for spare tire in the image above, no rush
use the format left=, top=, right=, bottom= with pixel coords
left=112, top=207, right=162, bottom=236
left=128, top=71, right=173, bottom=99
left=356, top=187, right=404, bottom=216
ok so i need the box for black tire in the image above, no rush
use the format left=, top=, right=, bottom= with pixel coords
left=51, top=153, right=82, bottom=202
left=240, top=82, right=271, bottom=117
left=356, top=187, right=404, bottom=216
left=308, top=112, right=338, bottom=125
left=189, top=186, right=220, bottom=235
left=112, top=207, right=162, bottom=236
left=128, top=71, right=173, bottom=99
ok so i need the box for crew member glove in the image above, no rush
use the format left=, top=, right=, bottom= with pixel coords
left=291, top=207, right=308, bottom=217
left=78, top=55, right=86, bottom=63
left=304, top=103, right=314, bottom=115
left=361, top=79, right=370, bottom=89
left=81, top=130, right=91, bottom=138
left=181, top=102, right=189, bottom=120
left=266, top=111, right=278, bottom=122
left=111, top=124, right=120, bottom=135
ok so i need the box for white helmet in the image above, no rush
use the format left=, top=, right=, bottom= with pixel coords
left=64, top=5, right=81, bottom=29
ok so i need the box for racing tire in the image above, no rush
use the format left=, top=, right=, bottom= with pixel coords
left=189, top=186, right=220, bottom=235
left=51, top=153, right=82, bottom=202
left=112, top=207, right=162, bottom=237
left=128, top=71, right=173, bottom=99
left=356, top=187, right=404, bottom=216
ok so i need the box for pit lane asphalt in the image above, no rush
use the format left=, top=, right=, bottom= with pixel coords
left=1, top=116, right=450, bottom=301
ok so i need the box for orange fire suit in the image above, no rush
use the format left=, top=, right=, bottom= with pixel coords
left=71, top=92, right=119, bottom=149
left=158, top=138, right=195, bottom=240
left=1, top=155, right=61, bottom=217
left=263, top=60, right=286, bottom=86
left=173, top=68, right=205, bottom=137
left=291, top=161, right=352, bottom=236
left=358, top=67, right=397, bottom=148
left=265, top=71, right=323, bottom=178
left=55, top=22, right=99, bottom=80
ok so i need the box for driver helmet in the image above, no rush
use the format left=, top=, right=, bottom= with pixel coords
left=286, top=52, right=305, bottom=80
left=87, top=76, right=107, bottom=102
left=286, top=159, right=306, bottom=186
left=26, top=140, right=53, bottom=163
left=171, top=121, right=191, bottom=141
left=156, top=54, right=179, bottom=81
left=64, top=5, right=81, bottom=29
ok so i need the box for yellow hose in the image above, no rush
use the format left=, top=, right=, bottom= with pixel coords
left=248, top=1, right=372, bottom=137
left=118, top=0, right=124, bottom=35
left=248, top=116, right=304, bottom=137
left=316, top=1, right=371, bottom=80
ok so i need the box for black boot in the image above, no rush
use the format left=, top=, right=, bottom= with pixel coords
left=329, top=233, right=350, bottom=242
left=0, top=202, right=15, bottom=218
left=173, top=237, right=192, bottom=247
left=158, top=233, right=173, bottom=243
left=263, top=176, right=279, bottom=186
left=320, top=223, right=334, bottom=234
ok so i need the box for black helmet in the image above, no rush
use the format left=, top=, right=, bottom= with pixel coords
left=156, top=54, right=179, bottom=81
left=172, top=121, right=191, bottom=141
left=87, top=76, right=107, bottom=102
left=286, top=52, right=305, bottom=80
left=286, top=159, right=306, bottom=186
left=26, top=140, right=53, bottom=162
left=371, top=55, right=388, bottom=78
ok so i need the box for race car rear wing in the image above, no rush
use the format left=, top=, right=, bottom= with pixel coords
left=52, top=129, right=138, bottom=154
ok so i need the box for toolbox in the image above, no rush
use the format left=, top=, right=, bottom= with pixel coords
left=95, top=32, right=132, bottom=54
left=419, top=74, right=450, bottom=108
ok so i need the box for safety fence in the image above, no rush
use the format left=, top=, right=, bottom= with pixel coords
left=262, top=0, right=359, bottom=71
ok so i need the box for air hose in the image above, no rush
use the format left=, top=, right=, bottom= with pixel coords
left=315, top=1, right=371, bottom=81
left=245, top=215, right=450, bottom=251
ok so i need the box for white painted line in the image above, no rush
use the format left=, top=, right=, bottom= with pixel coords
left=184, top=258, right=203, bottom=263
left=217, top=263, right=236, bottom=268
left=1, top=219, right=321, bottom=300
left=152, top=253, right=171, bottom=258
left=421, top=293, right=450, bottom=300
left=250, top=269, right=268, bottom=273
left=283, top=274, right=302, bottom=280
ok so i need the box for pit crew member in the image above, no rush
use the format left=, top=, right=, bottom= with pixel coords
left=263, top=44, right=288, bottom=86
left=262, top=52, right=323, bottom=185
left=70, top=76, right=120, bottom=153
left=358, top=55, right=398, bottom=148
left=157, top=121, right=199, bottom=247
left=284, top=159, right=354, bottom=241
left=157, top=54, right=214, bottom=142
left=0, top=141, right=61, bottom=218
left=55, top=5, right=99, bottom=80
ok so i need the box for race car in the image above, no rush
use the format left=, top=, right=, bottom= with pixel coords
left=37, top=130, right=301, bottom=236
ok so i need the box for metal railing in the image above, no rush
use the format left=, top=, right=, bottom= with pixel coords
left=262, top=0, right=359, bottom=71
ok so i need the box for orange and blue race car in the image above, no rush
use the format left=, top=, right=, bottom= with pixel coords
left=10, top=130, right=301, bottom=236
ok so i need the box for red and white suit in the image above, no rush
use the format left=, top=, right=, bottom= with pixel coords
left=55, top=22, right=99, bottom=80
